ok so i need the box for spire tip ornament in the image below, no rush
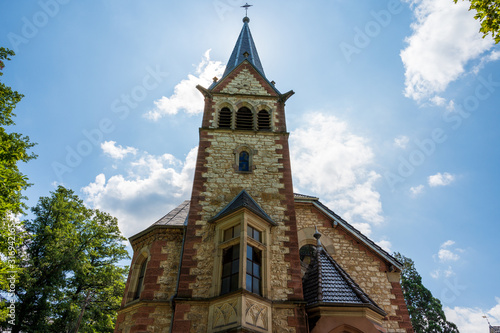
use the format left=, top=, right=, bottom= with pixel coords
left=242, top=3, right=252, bottom=20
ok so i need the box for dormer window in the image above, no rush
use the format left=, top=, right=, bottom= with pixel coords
left=236, top=107, right=253, bottom=130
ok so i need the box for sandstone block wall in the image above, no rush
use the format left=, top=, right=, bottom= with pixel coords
left=295, top=202, right=412, bottom=333
left=115, top=228, right=184, bottom=332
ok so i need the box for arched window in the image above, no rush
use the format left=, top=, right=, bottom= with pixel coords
left=134, top=260, right=148, bottom=300
left=236, top=107, right=253, bottom=130
left=218, top=107, right=232, bottom=129
left=239, top=151, right=250, bottom=172
left=257, top=110, right=271, bottom=131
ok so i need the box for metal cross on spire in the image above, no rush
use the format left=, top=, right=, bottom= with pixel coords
left=241, top=3, right=252, bottom=17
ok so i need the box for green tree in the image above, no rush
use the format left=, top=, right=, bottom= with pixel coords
left=0, top=47, right=36, bottom=218
left=454, top=0, right=500, bottom=43
left=394, top=253, right=460, bottom=333
left=4, top=186, right=129, bottom=333
left=0, top=47, right=36, bottom=323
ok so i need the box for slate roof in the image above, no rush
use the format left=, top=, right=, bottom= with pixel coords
left=302, top=238, right=386, bottom=316
left=129, top=200, right=189, bottom=242
left=209, top=190, right=276, bottom=225
left=152, top=200, right=190, bottom=227
left=221, top=17, right=265, bottom=79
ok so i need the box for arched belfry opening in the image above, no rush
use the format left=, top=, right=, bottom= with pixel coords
left=236, top=107, right=253, bottom=130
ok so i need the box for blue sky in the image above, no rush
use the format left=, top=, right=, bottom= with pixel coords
left=2, top=1, right=499, bottom=331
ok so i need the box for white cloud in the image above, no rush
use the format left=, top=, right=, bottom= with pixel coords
left=434, top=239, right=461, bottom=263
left=442, top=239, right=455, bottom=248
left=438, top=248, right=460, bottom=262
left=401, top=0, right=494, bottom=102
left=473, top=50, right=500, bottom=74
left=445, top=297, right=500, bottom=333
left=430, top=266, right=454, bottom=279
left=428, top=172, right=455, bottom=187
left=394, top=135, right=410, bottom=149
left=376, top=239, right=392, bottom=252
left=144, top=50, right=225, bottom=120
left=82, top=146, right=197, bottom=237
left=290, top=112, right=383, bottom=236
left=101, top=141, right=138, bottom=160
left=410, top=184, right=424, bottom=196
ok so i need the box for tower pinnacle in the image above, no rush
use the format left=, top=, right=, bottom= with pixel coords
left=241, top=3, right=252, bottom=17
left=221, top=11, right=265, bottom=79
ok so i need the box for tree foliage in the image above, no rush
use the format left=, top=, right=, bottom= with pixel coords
left=2, top=186, right=129, bottom=333
left=0, top=47, right=36, bottom=323
left=0, top=47, right=36, bottom=218
left=454, top=0, right=500, bottom=44
left=394, top=253, right=460, bottom=333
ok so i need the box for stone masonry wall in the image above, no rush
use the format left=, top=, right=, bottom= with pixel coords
left=183, top=130, right=296, bottom=300
left=295, top=203, right=412, bottom=333
left=115, top=228, right=183, bottom=332
left=173, top=61, right=306, bottom=332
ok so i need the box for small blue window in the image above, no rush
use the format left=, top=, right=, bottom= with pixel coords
left=239, top=151, right=250, bottom=172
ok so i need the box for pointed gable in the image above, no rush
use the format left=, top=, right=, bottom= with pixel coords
left=209, top=189, right=276, bottom=225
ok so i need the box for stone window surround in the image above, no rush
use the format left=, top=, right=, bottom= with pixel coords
left=215, top=102, right=273, bottom=131
left=125, top=248, right=150, bottom=304
left=210, top=209, right=271, bottom=299
left=233, top=145, right=257, bottom=173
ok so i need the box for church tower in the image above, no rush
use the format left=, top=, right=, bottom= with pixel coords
left=171, top=15, right=307, bottom=332
left=115, top=13, right=413, bottom=333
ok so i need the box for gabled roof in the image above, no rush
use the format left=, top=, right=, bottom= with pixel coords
left=209, top=189, right=276, bottom=225
left=221, top=17, right=265, bottom=79
left=294, top=193, right=402, bottom=271
left=302, top=235, right=386, bottom=316
left=152, top=200, right=190, bottom=227
left=129, top=200, right=189, bottom=242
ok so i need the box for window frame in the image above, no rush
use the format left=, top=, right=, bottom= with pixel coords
left=127, top=250, right=150, bottom=303
left=133, top=259, right=148, bottom=300
left=211, top=210, right=270, bottom=298
left=233, top=145, right=257, bottom=173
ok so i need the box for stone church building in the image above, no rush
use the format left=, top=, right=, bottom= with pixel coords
left=115, top=15, right=413, bottom=333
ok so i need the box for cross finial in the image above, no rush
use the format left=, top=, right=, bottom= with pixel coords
left=241, top=3, right=252, bottom=17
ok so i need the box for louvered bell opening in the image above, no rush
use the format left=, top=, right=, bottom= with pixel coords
left=219, top=107, right=232, bottom=129
left=257, top=110, right=271, bottom=131
left=236, top=107, right=253, bottom=130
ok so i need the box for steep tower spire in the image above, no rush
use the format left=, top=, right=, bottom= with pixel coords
left=221, top=16, right=266, bottom=79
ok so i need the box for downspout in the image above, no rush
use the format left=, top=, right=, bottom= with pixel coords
left=169, top=216, right=187, bottom=332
